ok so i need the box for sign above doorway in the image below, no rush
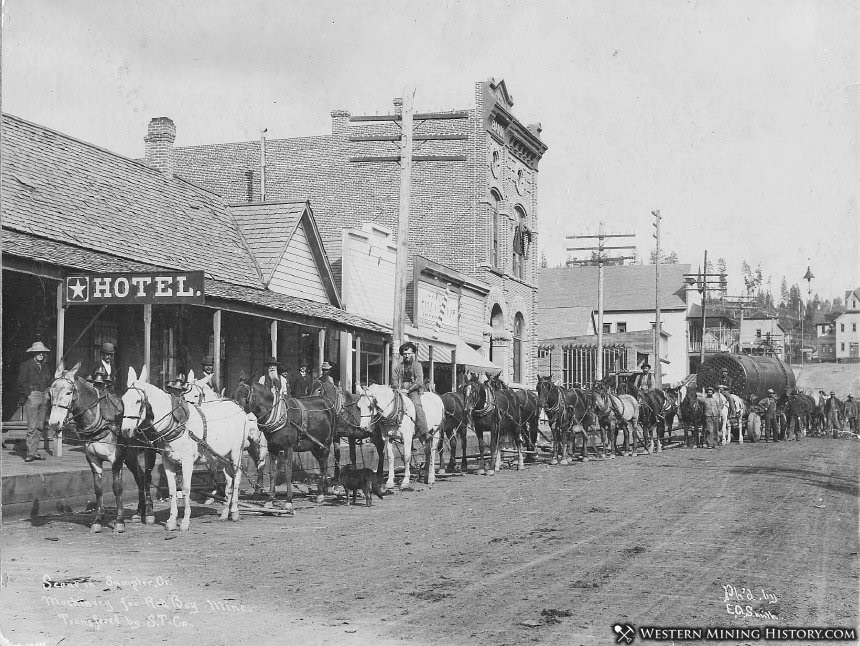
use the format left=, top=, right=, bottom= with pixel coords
left=63, top=271, right=205, bottom=305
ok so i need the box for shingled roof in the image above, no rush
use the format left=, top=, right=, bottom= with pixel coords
left=230, top=201, right=307, bottom=284
left=2, top=113, right=263, bottom=288
left=1, top=113, right=388, bottom=334
left=538, top=264, right=691, bottom=311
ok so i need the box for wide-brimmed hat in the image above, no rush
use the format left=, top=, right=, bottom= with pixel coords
left=830, top=391, right=835, bottom=396
left=767, top=388, right=774, bottom=394
left=640, top=363, right=651, bottom=370
left=263, top=356, right=281, bottom=367
left=399, top=342, right=417, bottom=356
left=847, top=394, right=853, bottom=399
left=320, top=361, right=332, bottom=371
left=26, top=342, right=50, bottom=353
left=705, top=386, right=714, bottom=393
left=100, top=342, right=115, bottom=354
left=201, top=355, right=214, bottom=366
left=718, top=384, right=728, bottom=390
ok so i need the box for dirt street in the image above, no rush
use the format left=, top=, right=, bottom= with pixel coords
left=1, top=437, right=857, bottom=646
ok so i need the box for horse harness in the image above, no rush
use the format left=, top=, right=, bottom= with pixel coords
left=52, top=377, right=118, bottom=443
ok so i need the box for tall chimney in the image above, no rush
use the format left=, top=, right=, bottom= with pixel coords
left=144, top=117, right=176, bottom=178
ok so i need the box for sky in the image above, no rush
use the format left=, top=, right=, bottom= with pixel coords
left=2, top=0, right=858, bottom=304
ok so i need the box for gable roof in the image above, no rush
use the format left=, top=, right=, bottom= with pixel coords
left=537, top=306, right=594, bottom=340
left=230, top=200, right=342, bottom=307
left=538, top=264, right=691, bottom=312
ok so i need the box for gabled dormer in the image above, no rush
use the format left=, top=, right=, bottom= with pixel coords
left=230, top=200, right=341, bottom=307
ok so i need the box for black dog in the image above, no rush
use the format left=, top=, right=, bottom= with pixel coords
left=338, top=465, right=384, bottom=507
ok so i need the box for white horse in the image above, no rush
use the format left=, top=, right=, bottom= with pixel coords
left=183, top=369, right=269, bottom=503
left=120, top=366, right=251, bottom=531
left=363, top=384, right=444, bottom=490
left=716, top=392, right=746, bottom=445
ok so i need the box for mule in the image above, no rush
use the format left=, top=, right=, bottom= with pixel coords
left=47, top=363, right=156, bottom=533
left=438, top=383, right=477, bottom=474
left=591, top=384, right=622, bottom=457
left=536, top=376, right=570, bottom=464
left=676, top=386, right=704, bottom=448
left=604, top=385, right=643, bottom=456
left=233, top=378, right=348, bottom=511
left=121, top=367, right=249, bottom=531
left=184, top=370, right=267, bottom=504
left=362, top=384, right=444, bottom=489
left=333, top=390, right=384, bottom=482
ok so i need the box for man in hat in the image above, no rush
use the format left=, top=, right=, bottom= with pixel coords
left=633, top=363, right=656, bottom=393
left=825, top=391, right=843, bottom=437
left=259, top=357, right=288, bottom=396
left=310, top=361, right=338, bottom=404
left=288, top=361, right=313, bottom=398
left=758, top=388, right=778, bottom=442
left=845, top=395, right=859, bottom=434
left=200, top=355, right=220, bottom=394
left=392, top=342, right=429, bottom=437
left=16, top=341, right=54, bottom=462
left=702, top=386, right=720, bottom=449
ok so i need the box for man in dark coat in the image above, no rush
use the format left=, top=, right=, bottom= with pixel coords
left=96, top=342, right=116, bottom=392
left=200, top=355, right=220, bottom=394
left=310, top=361, right=338, bottom=404
left=391, top=342, right=429, bottom=437
left=17, top=341, right=54, bottom=462
left=288, top=362, right=313, bottom=398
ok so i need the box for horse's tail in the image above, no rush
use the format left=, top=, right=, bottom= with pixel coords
left=370, top=475, right=385, bottom=500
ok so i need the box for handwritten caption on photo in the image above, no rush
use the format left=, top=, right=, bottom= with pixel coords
left=41, top=574, right=252, bottom=631
left=722, top=583, right=779, bottom=620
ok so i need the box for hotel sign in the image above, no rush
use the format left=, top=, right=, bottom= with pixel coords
left=63, top=272, right=205, bottom=305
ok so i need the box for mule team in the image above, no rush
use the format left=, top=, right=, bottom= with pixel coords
left=45, top=357, right=853, bottom=534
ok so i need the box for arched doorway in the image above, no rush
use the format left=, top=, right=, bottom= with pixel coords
left=489, top=303, right=504, bottom=364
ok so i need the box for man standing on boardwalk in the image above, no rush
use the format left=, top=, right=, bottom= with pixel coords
left=16, top=342, right=54, bottom=462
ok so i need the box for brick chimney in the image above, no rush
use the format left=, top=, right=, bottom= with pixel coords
left=144, top=117, right=176, bottom=178
left=330, top=109, right=350, bottom=137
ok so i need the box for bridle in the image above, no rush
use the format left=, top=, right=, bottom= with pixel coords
left=122, top=385, right=186, bottom=444
left=50, top=377, right=110, bottom=438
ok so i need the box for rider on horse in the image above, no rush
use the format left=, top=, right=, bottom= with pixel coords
left=392, top=342, right=429, bottom=438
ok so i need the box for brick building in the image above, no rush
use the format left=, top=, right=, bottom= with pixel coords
left=171, top=78, right=547, bottom=387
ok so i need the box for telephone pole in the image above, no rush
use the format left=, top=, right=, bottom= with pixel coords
left=684, top=250, right=725, bottom=367
left=393, top=88, right=415, bottom=352
left=802, top=261, right=815, bottom=366
left=566, top=223, right=636, bottom=382
left=652, top=210, right=663, bottom=386
left=349, top=90, right=469, bottom=356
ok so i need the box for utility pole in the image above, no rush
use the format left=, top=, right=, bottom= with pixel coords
left=722, top=295, right=754, bottom=353
left=802, top=261, right=814, bottom=366
left=349, top=91, right=469, bottom=361
left=651, top=210, right=662, bottom=386
left=566, top=223, right=636, bottom=382
left=392, top=88, right=414, bottom=352
left=684, top=250, right=725, bottom=367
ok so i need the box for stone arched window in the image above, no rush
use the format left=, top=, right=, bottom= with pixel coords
left=489, top=303, right=504, bottom=363
left=490, top=190, right=502, bottom=269
left=512, top=206, right=527, bottom=280
left=513, top=312, right=525, bottom=382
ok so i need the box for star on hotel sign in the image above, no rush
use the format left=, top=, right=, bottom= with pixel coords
left=66, top=276, right=90, bottom=302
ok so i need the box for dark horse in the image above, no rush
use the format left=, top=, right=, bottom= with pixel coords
left=535, top=376, right=596, bottom=462
left=536, top=375, right=570, bottom=464
left=677, top=386, right=704, bottom=448
left=437, top=382, right=478, bottom=474
left=780, top=391, right=816, bottom=440
left=638, top=388, right=678, bottom=451
left=234, top=378, right=341, bottom=511
left=470, top=378, right=524, bottom=475
left=47, top=363, right=155, bottom=532
left=333, top=390, right=385, bottom=482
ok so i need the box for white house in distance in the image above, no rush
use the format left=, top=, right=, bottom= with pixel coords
left=537, top=264, right=696, bottom=385
left=835, top=288, right=860, bottom=361
left=739, top=315, right=786, bottom=360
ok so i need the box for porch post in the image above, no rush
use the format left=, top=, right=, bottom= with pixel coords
left=55, top=283, right=65, bottom=457
left=383, top=341, right=391, bottom=385
left=428, top=345, right=435, bottom=391
left=143, top=304, right=152, bottom=382
left=354, top=334, right=362, bottom=392
left=213, top=309, right=222, bottom=390
left=270, top=320, right=278, bottom=358
left=317, top=328, right=326, bottom=372
left=340, top=330, right=353, bottom=390
left=451, top=346, right=457, bottom=390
